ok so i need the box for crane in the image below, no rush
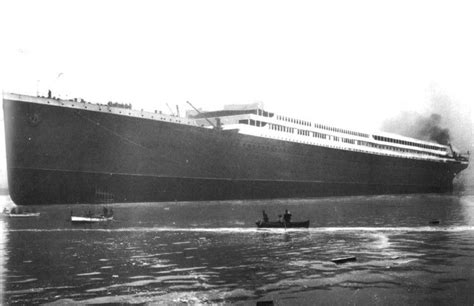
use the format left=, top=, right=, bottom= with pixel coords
left=186, top=101, right=219, bottom=129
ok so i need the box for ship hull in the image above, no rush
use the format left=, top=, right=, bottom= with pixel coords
left=3, top=96, right=468, bottom=205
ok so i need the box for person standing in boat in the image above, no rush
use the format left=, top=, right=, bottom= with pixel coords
left=283, top=209, right=292, bottom=223
left=262, top=210, right=269, bottom=223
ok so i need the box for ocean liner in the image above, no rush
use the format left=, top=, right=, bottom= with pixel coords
left=3, top=92, right=469, bottom=205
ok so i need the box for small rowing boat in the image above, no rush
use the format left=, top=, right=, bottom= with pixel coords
left=3, top=207, right=40, bottom=218
left=7, top=212, right=41, bottom=218
left=70, top=215, right=114, bottom=223
left=70, top=206, right=114, bottom=224
left=256, top=220, right=310, bottom=228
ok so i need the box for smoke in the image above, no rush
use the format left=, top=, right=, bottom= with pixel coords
left=380, top=88, right=473, bottom=191
left=421, top=114, right=450, bottom=145
left=383, top=112, right=451, bottom=145
left=417, top=113, right=450, bottom=145
left=381, top=89, right=472, bottom=152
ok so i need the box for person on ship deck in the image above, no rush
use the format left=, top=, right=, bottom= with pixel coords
left=283, top=209, right=292, bottom=223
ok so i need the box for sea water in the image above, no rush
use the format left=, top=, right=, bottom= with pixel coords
left=1, top=193, right=474, bottom=305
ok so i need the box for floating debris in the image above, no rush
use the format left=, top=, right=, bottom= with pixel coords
left=331, top=256, right=357, bottom=264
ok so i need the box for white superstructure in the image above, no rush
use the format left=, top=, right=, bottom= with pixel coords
left=193, top=105, right=460, bottom=163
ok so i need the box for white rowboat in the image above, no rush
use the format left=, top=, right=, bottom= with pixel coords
left=70, top=216, right=114, bottom=223
left=7, top=212, right=40, bottom=218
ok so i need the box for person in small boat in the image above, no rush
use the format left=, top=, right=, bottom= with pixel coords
left=283, top=209, right=292, bottom=223
left=262, top=210, right=269, bottom=223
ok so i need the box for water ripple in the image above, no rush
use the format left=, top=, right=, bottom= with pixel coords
left=4, top=225, right=474, bottom=234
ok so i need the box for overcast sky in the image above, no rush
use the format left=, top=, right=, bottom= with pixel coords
left=1, top=0, right=473, bottom=188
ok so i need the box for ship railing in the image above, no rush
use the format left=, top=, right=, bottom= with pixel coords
left=456, top=153, right=469, bottom=162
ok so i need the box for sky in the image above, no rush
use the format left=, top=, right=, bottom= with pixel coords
left=1, top=0, right=473, bottom=187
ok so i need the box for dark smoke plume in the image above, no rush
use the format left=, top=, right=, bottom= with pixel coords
left=381, top=89, right=472, bottom=151
left=381, top=112, right=450, bottom=145
left=380, top=89, right=473, bottom=191
left=418, top=113, right=450, bottom=145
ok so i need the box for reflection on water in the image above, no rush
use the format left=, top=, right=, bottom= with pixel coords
left=1, top=194, right=474, bottom=305
left=0, top=218, right=8, bottom=305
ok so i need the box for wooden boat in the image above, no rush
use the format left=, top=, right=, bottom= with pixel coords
left=70, top=215, right=114, bottom=224
left=6, top=212, right=40, bottom=218
left=256, top=220, right=310, bottom=228
left=70, top=206, right=114, bottom=224
left=3, top=207, right=40, bottom=218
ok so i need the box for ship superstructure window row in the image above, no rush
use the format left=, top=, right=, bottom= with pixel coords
left=315, top=123, right=369, bottom=138
left=357, top=140, right=442, bottom=158
left=373, top=135, right=447, bottom=152
left=276, top=115, right=311, bottom=126
left=257, top=109, right=274, bottom=118
left=312, top=132, right=327, bottom=139
left=240, top=111, right=447, bottom=159
left=284, top=124, right=443, bottom=158
left=298, top=129, right=311, bottom=136
left=268, top=123, right=295, bottom=134
left=239, top=119, right=267, bottom=127
left=275, top=114, right=369, bottom=138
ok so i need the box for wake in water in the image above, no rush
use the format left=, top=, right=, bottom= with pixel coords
left=4, top=225, right=474, bottom=233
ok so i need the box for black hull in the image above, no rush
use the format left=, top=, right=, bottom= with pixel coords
left=7, top=168, right=455, bottom=205
left=3, top=95, right=468, bottom=205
